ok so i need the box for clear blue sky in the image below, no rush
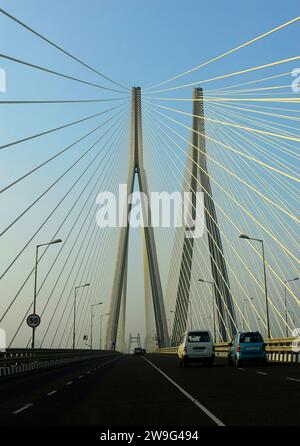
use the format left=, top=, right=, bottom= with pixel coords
left=0, top=0, right=299, bottom=348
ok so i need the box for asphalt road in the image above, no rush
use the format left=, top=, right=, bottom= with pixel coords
left=0, top=353, right=299, bottom=426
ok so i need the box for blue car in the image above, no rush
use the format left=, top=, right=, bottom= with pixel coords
left=228, top=331, right=267, bottom=367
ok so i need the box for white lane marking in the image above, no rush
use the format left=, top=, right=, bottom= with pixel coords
left=78, top=375, right=83, bottom=379
left=238, top=368, right=245, bottom=371
left=13, top=404, right=33, bottom=415
left=286, top=377, right=300, bottom=382
left=66, top=381, right=73, bottom=386
left=256, top=371, right=268, bottom=376
left=143, top=357, right=225, bottom=427
left=86, top=371, right=91, bottom=374
left=47, top=390, right=57, bottom=396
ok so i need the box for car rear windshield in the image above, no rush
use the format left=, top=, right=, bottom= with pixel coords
left=187, top=332, right=210, bottom=342
left=240, top=333, right=263, bottom=343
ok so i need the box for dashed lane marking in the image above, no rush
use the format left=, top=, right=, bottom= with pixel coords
left=13, top=404, right=33, bottom=415
left=286, top=377, right=300, bottom=382
left=143, top=357, right=225, bottom=427
left=47, top=390, right=57, bottom=396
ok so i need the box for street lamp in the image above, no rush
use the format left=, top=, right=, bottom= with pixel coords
left=242, top=297, right=254, bottom=331
left=100, top=312, right=110, bottom=350
left=90, top=302, right=103, bottom=349
left=239, top=234, right=271, bottom=338
left=284, top=277, right=299, bottom=337
left=32, top=238, right=62, bottom=349
left=198, top=278, right=216, bottom=342
left=73, top=283, right=90, bottom=349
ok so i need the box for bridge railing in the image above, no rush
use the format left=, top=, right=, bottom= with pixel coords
left=159, top=338, right=299, bottom=364
left=0, top=348, right=118, bottom=379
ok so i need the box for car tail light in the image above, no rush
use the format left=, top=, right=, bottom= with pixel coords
left=237, top=345, right=241, bottom=352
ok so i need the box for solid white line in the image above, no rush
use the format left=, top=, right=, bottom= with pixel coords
left=286, top=377, right=300, bottom=382
left=47, top=390, right=57, bottom=396
left=13, top=404, right=33, bottom=415
left=66, top=381, right=73, bottom=386
left=143, top=357, right=225, bottom=427
left=256, top=371, right=268, bottom=376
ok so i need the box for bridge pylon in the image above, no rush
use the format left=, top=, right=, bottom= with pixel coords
left=106, top=87, right=169, bottom=350
left=172, top=88, right=237, bottom=344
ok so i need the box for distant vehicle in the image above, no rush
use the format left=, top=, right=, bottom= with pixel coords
left=228, top=331, right=267, bottom=367
left=133, top=347, right=144, bottom=355
left=177, top=330, right=214, bottom=367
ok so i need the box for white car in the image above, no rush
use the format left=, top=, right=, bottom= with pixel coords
left=178, top=330, right=214, bottom=367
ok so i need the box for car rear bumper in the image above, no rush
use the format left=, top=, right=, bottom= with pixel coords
left=237, top=352, right=266, bottom=360
left=183, top=354, right=214, bottom=361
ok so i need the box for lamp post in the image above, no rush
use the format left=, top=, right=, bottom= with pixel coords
left=284, top=277, right=298, bottom=337
left=169, top=310, right=175, bottom=344
left=239, top=234, right=271, bottom=339
left=100, top=312, right=110, bottom=350
left=90, top=302, right=102, bottom=349
left=73, top=283, right=90, bottom=349
left=32, top=238, right=62, bottom=349
left=198, top=278, right=216, bottom=342
left=242, top=297, right=254, bottom=331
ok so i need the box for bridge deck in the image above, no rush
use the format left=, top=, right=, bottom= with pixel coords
left=0, top=354, right=299, bottom=426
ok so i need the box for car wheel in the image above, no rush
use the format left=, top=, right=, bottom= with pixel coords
left=234, top=356, right=240, bottom=367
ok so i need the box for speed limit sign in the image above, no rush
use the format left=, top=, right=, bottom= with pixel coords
left=26, top=314, right=41, bottom=328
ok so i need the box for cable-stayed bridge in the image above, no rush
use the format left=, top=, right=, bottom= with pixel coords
left=0, top=7, right=299, bottom=426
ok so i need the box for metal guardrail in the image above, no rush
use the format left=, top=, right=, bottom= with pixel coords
left=0, top=348, right=117, bottom=379
left=159, top=337, right=299, bottom=364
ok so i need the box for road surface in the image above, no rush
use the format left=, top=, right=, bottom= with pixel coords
left=0, top=353, right=299, bottom=426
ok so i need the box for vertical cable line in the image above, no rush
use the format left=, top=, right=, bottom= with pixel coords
left=143, top=107, right=270, bottom=330
left=205, top=102, right=299, bottom=220
left=75, top=147, right=129, bottom=348
left=205, top=105, right=300, bottom=289
left=0, top=111, right=126, bottom=332
left=0, top=110, right=128, bottom=321
left=143, top=111, right=242, bottom=338
left=41, top=117, right=128, bottom=347
left=144, top=106, right=296, bottom=332
left=0, top=7, right=129, bottom=91
left=7, top=112, right=128, bottom=347
left=204, top=115, right=296, bottom=334
left=0, top=105, right=127, bottom=242
left=47, top=119, right=128, bottom=348
left=142, top=119, right=219, bottom=338
left=143, top=108, right=300, bottom=264
left=62, top=122, right=129, bottom=348
left=144, top=112, right=259, bottom=336
left=0, top=103, right=128, bottom=194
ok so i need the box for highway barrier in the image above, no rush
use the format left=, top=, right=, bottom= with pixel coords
left=0, top=348, right=118, bottom=379
left=159, top=337, right=300, bottom=364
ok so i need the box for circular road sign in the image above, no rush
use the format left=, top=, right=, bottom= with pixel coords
left=26, top=314, right=41, bottom=328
